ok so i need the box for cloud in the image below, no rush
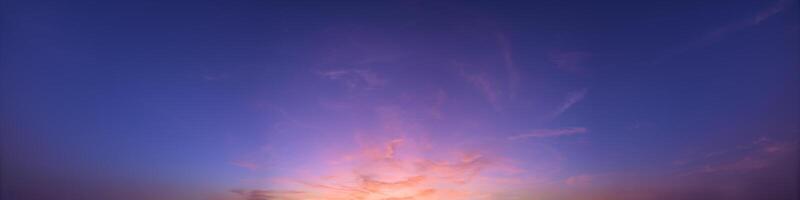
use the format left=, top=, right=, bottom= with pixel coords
left=508, top=127, right=588, bottom=140
left=751, top=0, right=791, bottom=26
left=237, top=138, right=521, bottom=200
left=496, top=33, right=520, bottom=99
left=549, top=51, right=591, bottom=74
left=564, top=175, right=593, bottom=186
left=231, top=160, right=259, bottom=171
left=459, top=68, right=502, bottom=111
left=383, top=138, right=405, bottom=159
left=317, top=69, right=387, bottom=90
left=430, top=89, right=447, bottom=119
left=202, top=73, right=232, bottom=81
left=231, top=189, right=308, bottom=200
left=705, top=0, right=791, bottom=42
left=625, top=121, right=654, bottom=130
left=655, top=0, right=793, bottom=63
left=682, top=137, right=797, bottom=175
left=453, top=33, right=521, bottom=108
left=552, top=89, right=588, bottom=118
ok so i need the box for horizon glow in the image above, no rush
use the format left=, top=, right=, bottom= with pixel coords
left=1, top=0, right=798, bottom=200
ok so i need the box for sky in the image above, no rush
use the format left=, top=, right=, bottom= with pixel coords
left=1, top=0, right=798, bottom=199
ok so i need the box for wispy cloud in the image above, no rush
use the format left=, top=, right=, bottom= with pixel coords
left=563, top=175, right=593, bottom=186
left=230, top=160, right=259, bottom=171
left=231, top=189, right=307, bottom=200
left=201, top=73, right=232, bottom=81
left=508, top=127, right=588, bottom=140
left=430, top=89, right=447, bottom=119
left=459, top=68, right=502, bottom=111
left=552, top=89, right=588, bottom=118
left=752, top=0, right=792, bottom=24
left=317, top=69, right=387, bottom=90
left=705, top=0, right=791, bottom=42
left=655, top=0, right=793, bottom=63
left=549, top=51, right=591, bottom=74
left=496, top=33, right=520, bottom=99
left=681, top=136, right=797, bottom=175
left=229, top=143, right=276, bottom=173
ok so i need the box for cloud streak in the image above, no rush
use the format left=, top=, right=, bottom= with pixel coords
left=549, top=51, right=591, bottom=74
left=508, top=127, right=588, bottom=140
left=563, top=175, right=593, bottom=186
left=552, top=89, right=588, bottom=118
left=655, top=0, right=793, bottom=63
left=430, top=89, right=447, bottom=119
left=459, top=68, right=502, bottom=111
left=496, top=33, right=520, bottom=99
left=230, top=160, right=259, bottom=171
left=317, top=69, right=387, bottom=90
left=684, top=137, right=797, bottom=175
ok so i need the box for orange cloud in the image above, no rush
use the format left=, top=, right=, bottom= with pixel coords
left=234, top=138, right=524, bottom=200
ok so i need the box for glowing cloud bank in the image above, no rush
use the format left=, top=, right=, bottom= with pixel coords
left=237, top=138, right=523, bottom=199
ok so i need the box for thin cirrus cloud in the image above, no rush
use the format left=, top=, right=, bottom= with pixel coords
left=552, top=88, right=588, bottom=118
left=548, top=50, right=591, bottom=74
left=230, top=160, right=259, bottom=171
left=563, top=174, right=593, bottom=186
left=709, top=0, right=792, bottom=40
left=458, top=69, right=502, bottom=111
left=681, top=137, right=797, bottom=175
left=507, top=127, right=588, bottom=140
left=430, top=89, right=448, bottom=119
left=655, top=0, right=793, bottom=64
left=496, top=33, right=520, bottom=99
left=316, top=69, right=387, bottom=90
left=453, top=33, right=523, bottom=111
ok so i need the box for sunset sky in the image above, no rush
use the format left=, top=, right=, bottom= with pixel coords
left=2, top=0, right=798, bottom=199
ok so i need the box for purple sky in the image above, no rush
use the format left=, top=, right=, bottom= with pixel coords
left=2, top=0, right=798, bottom=199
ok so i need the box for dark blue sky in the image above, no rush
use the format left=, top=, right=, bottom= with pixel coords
left=2, top=0, right=798, bottom=199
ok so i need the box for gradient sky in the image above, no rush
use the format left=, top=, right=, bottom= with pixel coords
left=1, top=0, right=799, bottom=200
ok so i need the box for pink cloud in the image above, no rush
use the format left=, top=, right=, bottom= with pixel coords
left=564, top=175, right=593, bottom=186
left=235, top=138, right=523, bottom=199
left=508, top=127, right=588, bottom=140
